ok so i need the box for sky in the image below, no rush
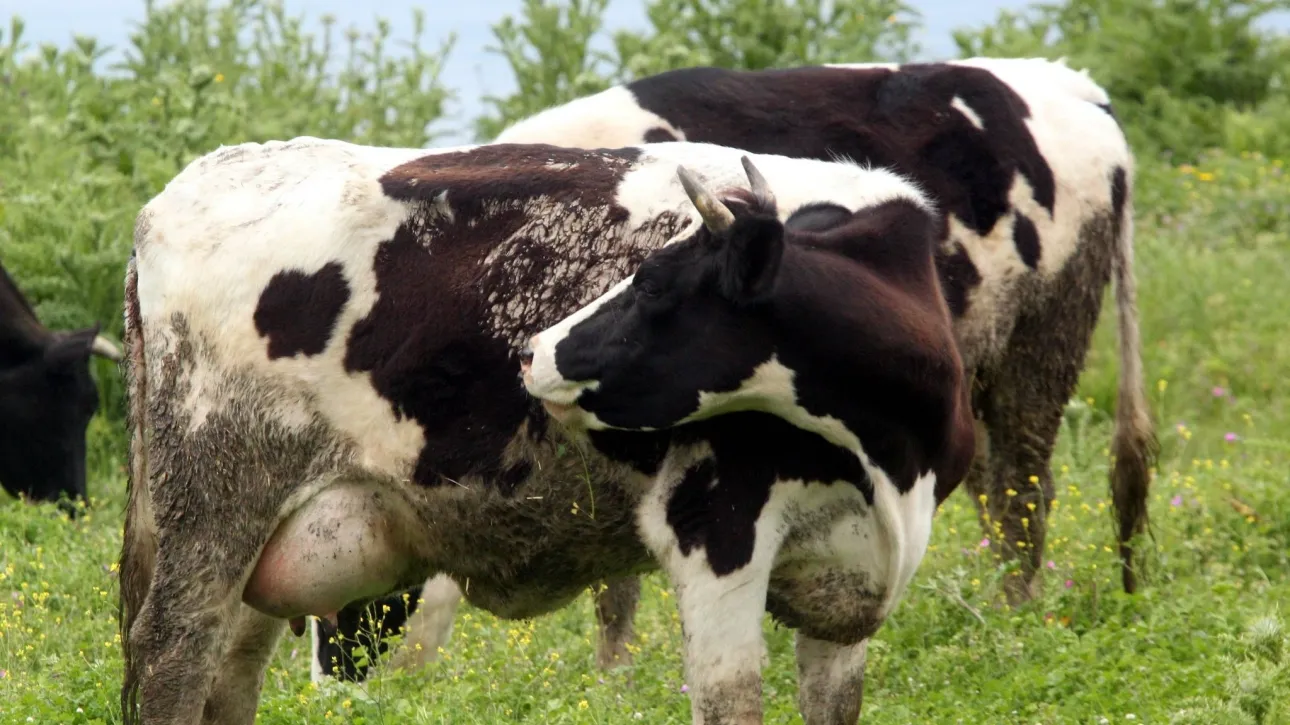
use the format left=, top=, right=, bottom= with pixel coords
left=5, top=0, right=1289, bottom=144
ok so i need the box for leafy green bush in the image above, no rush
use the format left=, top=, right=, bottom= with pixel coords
left=950, top=0, right=1290, bottom=160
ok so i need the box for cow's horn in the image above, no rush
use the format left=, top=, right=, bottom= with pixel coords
left=676, top=165, right=735, bottom=234
left=90, top=335, right=123, bottom=362
left=740, top=156, right=775, bottom=209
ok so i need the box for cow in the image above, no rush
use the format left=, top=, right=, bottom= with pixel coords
left=116, top=136, right=932, bottom=724
left=495, top=56, right=1158, bottom=602
left=520, top=157, right=976, bottom=723
left=0, top=259, right=122, bottom=511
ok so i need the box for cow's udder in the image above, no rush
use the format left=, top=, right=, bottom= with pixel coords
left=242, top=480, right=415, bottom=620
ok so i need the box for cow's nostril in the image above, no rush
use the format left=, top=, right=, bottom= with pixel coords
left=519, top=347, right=534, bottom=366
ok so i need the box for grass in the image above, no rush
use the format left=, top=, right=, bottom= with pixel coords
left=1, top=147, right=1288, bottom=723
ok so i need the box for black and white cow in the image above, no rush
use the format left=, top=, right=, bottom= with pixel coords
left=497, top=56, right=1158, bottom=601
left=117, top=137, right=944, bottom=724
left=0, top=260, right=121, bottom=510
left=520, top=151, right=975, bottom=725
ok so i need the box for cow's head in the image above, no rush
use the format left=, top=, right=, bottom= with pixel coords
left=0, top=266, right=121, bottom=510
left=520, top=156, right=870, bottom=435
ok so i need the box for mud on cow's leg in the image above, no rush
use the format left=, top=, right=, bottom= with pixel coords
left=670, top=558, right=772, bottom=725
left=125, top=508, right=283, bottom=725
left=794, top=634, right=867, bottom=725
left=203, top=606, right=287, bottom=724
left=120, top=371, right=343, bottom=724
left=974, top=239, right=1113, bottom=605
left=974, top=375, right=1064, bottom=606
left=594, top=576, right=642, bottom=671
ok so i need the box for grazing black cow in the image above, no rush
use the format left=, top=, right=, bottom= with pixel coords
left=522, top=157, right=976, bottom=723
left=0, top=260, right=121, bottom=509
left=498, top=56, right=1158, bottom=601
left=117, top=136, right=925, bottom=724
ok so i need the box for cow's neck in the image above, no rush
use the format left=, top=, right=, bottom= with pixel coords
left=758, top=247, right=957, bottom=493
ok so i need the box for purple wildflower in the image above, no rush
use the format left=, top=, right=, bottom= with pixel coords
left=1212, top=386, right=1227, bottom=397
left=1064, top=579, right=1074, bottom=589
left=1046, top=560, right=1056, bottom=570
left=680, top=684, right=689, bottom=694
left=979, top=537, right=990, bottom=548
left=1225, top=432, right=1239, bottom=442
left=1171, top=494, right=1183, bottom=507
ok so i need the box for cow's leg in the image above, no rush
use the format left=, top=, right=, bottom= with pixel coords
left=122, top=425, right=334, bottom=723
left=593, top=576, right=641, bottom=670
left=975, top=376, right=1063, bottom=605
left=670, top=557, right=772, bottom=725
left=202, top=605, right=286, bottom=724
left=385, top=574, right=462, bottom=673
left=128, top=524, right=269, bottom=725
left=794, top=634, right=867, bottom=725
left=638, top=455, right=784, bottom=725
left=976, top=241, right=1113, bottom=605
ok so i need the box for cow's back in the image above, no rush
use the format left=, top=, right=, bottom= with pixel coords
left=497, top=59, right=1132, bottom=366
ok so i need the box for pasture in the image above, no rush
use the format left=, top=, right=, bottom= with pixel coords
left=2, top=1, right=1289, bottom=723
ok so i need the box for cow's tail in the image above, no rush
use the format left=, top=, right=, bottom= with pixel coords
left=119, top=247, right=155, bottom=725
left=1108, top=166, right=1158, bottom=595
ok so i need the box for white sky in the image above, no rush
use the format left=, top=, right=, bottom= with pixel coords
left=5, top=0, right=1288, bottom=144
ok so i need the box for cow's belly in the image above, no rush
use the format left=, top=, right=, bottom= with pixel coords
left=242, top=455, right=656, bottom=623
left=243, top=480, right=422, bottom=620
left=418, top=476, right=656, bottom=620
left=767, top=470, right=939, bottom=644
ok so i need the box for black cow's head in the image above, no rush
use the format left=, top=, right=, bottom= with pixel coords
left=0, top=264, right=121, bottom=510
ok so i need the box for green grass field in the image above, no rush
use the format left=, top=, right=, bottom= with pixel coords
left=2, top=148, right=1288, bottom=723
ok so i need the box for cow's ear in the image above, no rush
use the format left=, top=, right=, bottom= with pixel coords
left=717, top=215, right=784, bottom=304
